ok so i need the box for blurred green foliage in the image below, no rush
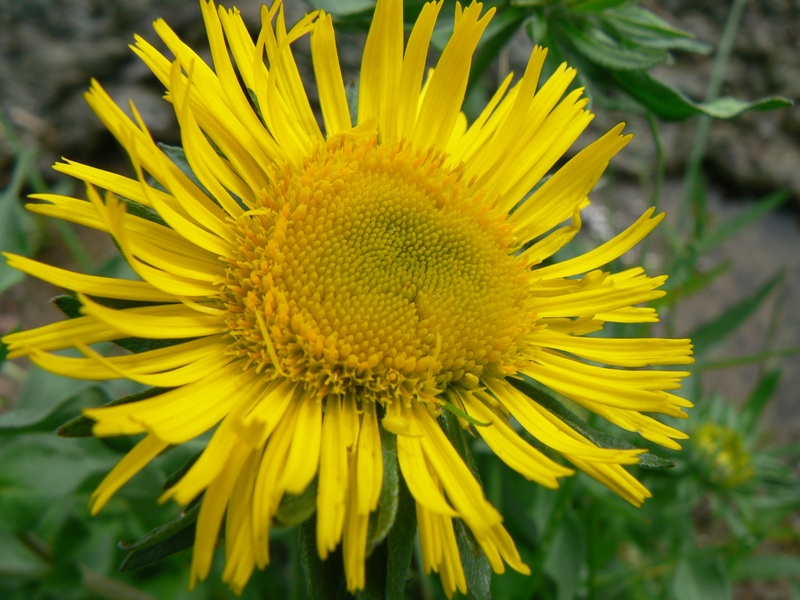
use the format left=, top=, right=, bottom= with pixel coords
left=1, top=0, right=798, bottom=598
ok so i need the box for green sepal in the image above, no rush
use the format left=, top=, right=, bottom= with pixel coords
left=52, top=294, right=197, bottom=354
left=365, top=426, right=399, bottom=553
left=507, top=376, right=675, bottom=470
left=275, top=479, right=319, bottom=528
left=57, top=387, right=168, bottom=437
left=118, top=501, right=200, bottom=572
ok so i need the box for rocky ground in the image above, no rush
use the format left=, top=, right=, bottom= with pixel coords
left=0, top=0, right=798, bottom=437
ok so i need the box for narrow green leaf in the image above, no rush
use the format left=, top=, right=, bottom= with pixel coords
left=667, top=260, right=730, bottom=304
left=385, top=477, right=416, bottom=600
left=672, top=551, right=732, bottom=600
left=695, top=346, right=800, bottom=371
left=158, top=143, right=211, bottom=199
left=58, top=387, right=167, bottom=437
left=732, top=553, right=800, bottom=582
left=308, top=0, right=375, bottom=16
left=366, top=428, right=400, bottom=553
left=119, top=503, right=200, bottom=571
left=275, top=479, right=318, bottom=528
left=455, top=520, right=492, bottom=600
left=117, top=197, right=168, bottom=227
left=603, top=7, right=709, bottom=53
left=440, top=410, right=482, bottom=484
left=740, top=369, right=781, bottom=438
left=559, top=21, right=667, bottom=70
left=440, top=411, right=492, bottom=596
left=695, top=190, right=791, bottom=255
left=610, top=68, right=792, bottom=120
left=688, top=271, right=783, bottom=357
left=162, top=449, right=202, bottom=490
left=299, top=519, right=352, bottom=600
left=0, top=149, right=38, bottom=294
left=507, top=376, right=675, bottom=469
left=567, top=0, right=629, bottom=12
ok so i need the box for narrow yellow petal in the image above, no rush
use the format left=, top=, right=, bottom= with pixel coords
left=89, top=434, right=169, bottom=514
left=223, top=448, right=260, bottom=593
left=77, top=292, right=225, bottom=339
left=358, top=0, right=403, bottom=131
left=535, top=209, right=665, bottom=280
left=190, top=440, right=250, bottom=588
left=2, top=253, right=175, bottom=302
left=412, top=3, right=494, bottom=150
left=311, top=14, right=351, bottom=135
left=460, top=391, right=573, bottom=487
left=396, top=1, right=443, bottom=138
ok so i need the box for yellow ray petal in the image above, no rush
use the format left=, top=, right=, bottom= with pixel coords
left=2, top=253, right=175, bottom=302
left=77, top=292, right=225, bottom=339
left=311, top=13, right=351, bottom=135
left=459, top=390, right=573, bottom=487
left=89, top=433, right=169, bottom=514
left=412, top=2, right=494, bottom=150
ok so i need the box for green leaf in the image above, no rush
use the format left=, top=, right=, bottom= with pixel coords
left=603, top=7, right=710, bottom=53
left=299, top=519, right=352, bottom=600
left=0, top=365, right=93, bottom=430
left=117, top=197, right=168, bottom=227
left=57, top=387, right=167, bottom=437
left=507, top=376, right=675, bottom=469
left=0, top=149, right=39, bottom=294
left=157, top=143, right=211, bottom=199
left=740, top=369, right=781, bottom=439
left=609, top=68, right=793, bottom=120
left=731, top=553, right=800, bottom=581
left=440, top=411, right=492, bottom=597
left=672, top=551, right=732, bottom=600
left=567, top=0, right=629, bottom=12
left=308, top=0, right=375, bottom=16
left=0, top=434, right=112, bottom=531
left=558, top=21, right=668, bottom=70
left=455, top=520, right=492, bottom=600
left=365, top=427, right=399, bottom=553
left=688, top=271, right=783, bottom=357
left=275, top=479, right=319, bottom=528
left=119, top=502, right=200, bottom=571
left=695, top=190, right=791, bottom=255
left=384, top=476, right=416, bottom=600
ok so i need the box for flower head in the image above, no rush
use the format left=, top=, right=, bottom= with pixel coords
left=3, top=0, right=693, bottom=596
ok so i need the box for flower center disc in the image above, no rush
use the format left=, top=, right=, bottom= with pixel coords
left=222, top=135, right=532, bottom=403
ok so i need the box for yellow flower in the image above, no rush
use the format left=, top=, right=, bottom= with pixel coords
left=2, top=0, right=693, bottom=596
